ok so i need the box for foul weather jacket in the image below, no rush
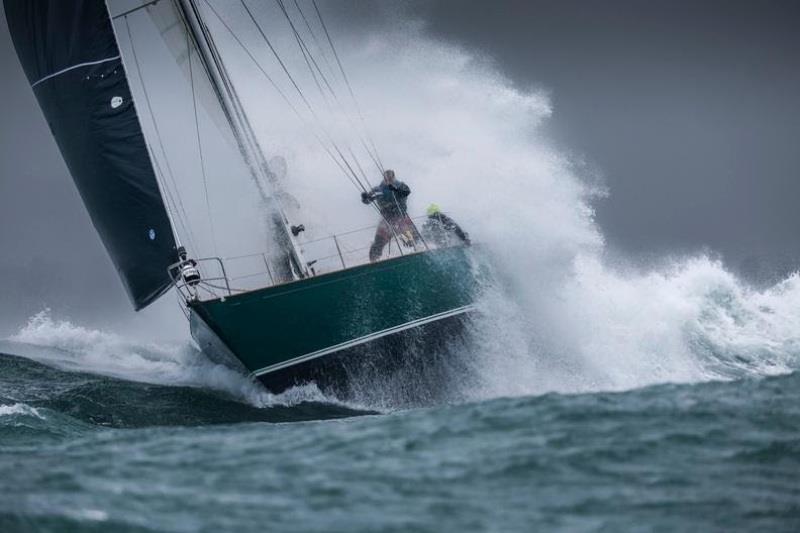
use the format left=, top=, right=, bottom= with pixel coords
left=363, top=181, right=411, bottom=219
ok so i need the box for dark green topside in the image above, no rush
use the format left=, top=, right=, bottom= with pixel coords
left=190, top=246, right=478, bottom=374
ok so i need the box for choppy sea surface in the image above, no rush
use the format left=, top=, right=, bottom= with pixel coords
left=1, top=307, right=799, bottom=532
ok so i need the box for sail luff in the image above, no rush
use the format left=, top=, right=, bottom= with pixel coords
left=105, top=0, right=183, bottom=252
left=3, top=0, right=179, bottom=310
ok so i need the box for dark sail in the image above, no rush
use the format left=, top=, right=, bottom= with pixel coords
left=4, top=0, right=178, bottom=310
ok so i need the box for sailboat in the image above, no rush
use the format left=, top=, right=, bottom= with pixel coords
left=4, top=0, right=480, bottom=397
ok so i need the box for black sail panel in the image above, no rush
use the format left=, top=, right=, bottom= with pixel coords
left=4, top=0, right=178, bottom=310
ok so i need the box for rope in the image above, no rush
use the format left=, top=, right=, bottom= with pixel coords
left=214, top=0, right=371, bottom=192
left=201, top=0, right=366, bottom=193
left=204, top=0, right=404, bottom=249
left=187, top=30, right=219, bottom=257
left=281, top=0, right=385, bottom=177
left=239, top=0, right=316, bottom=117
left=291, top=0, right=338, bottom=81
left=311, top=0, right=385, bottom=172
left=276, top=0, right=334, bottom=101
left=249, top=0, right=407, bottom=245
left=148, top=143, right=198, bottom=253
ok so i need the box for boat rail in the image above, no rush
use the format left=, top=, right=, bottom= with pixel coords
left=168, top=215, right=455, bottom=304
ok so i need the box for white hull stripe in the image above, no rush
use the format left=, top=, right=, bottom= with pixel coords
left=251, top=305, right=475, bottom=377
left=31, top=55, right=121, bottom=88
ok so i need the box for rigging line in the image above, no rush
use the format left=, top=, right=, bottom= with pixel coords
left=239, top=0, right=317, bottom=118
left=288, top=16, right=330, bottom=106
left=212, top=2, right=400, bottom=252
left=229, top=0, right=371, bottom=191
left=201, top=0, right=302, bottom=120
left=311, top=0, right=385, bottom=172
left=331, top=142, right=369, bottom=192
left=319, top=136, right=365, bottom=191
left=241, top=0, right=363, bottom=181
left=311, top=0, right=355, bottom=111
left=357, top=134, right=385, bottom=176
left=282, top=0, right=384, bottom=177
left=278, top=0, right=384, bottom=179
left=148, top=141, right=198, bottom=253
left=348, top=145, right=371, bottom=188
left=206, top=4, right=395, bottom=243
left=124, top=16, right=195, bottom=251
left=187, top=30, right=219, bottom=257
left=111, top=0, right=160, bottom=20
left=275, top=0, right=388, bottom=194
left=275, top=0, right=336, bottom=101
left=275, top=0, right=322, bottom=96
left=150, top=142, right=192, bottom=248
left=292, top=0, right=337, bottom=82
left=209, top=0, right=393, bottom=244
left=285, top=1, right=384, bottom=176
left=392, top=192, right=429, bottom=252
left=200, top=0, right=365, bottom=192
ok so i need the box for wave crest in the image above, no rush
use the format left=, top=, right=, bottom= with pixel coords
left=7, top=310, right=335, bottom=408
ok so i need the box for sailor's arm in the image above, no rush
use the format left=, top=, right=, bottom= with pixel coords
left=361, top=186, right=380, bottom=204
left=389, top=181, right=411, bottom=197
left=441, top=214, right=471, bottom=245
left=454, top=225, right=471, bottom=245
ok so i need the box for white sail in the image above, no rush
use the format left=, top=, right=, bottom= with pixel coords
left=108, top=0, right=304, bottom=286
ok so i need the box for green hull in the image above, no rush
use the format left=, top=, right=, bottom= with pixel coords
left=189, top=246, right=478, bottom=393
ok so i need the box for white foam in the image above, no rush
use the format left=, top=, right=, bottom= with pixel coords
left=469, top=254, right=800, bottom=399
left=7, top=310, right=334, bottom=408
left=0, top=403, right=44, bottom=419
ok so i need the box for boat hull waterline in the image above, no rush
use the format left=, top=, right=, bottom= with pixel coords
left=189, top=246, right=479, bottom=396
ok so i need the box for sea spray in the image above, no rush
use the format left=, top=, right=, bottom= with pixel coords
left=469, top=255, right=800, bottom=399
left=6, top=310, right=344, bottom=409
left=218, top=5, right=800, bottom=401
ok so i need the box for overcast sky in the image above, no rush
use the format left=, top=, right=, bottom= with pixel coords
left=1, top=0, right=799, bottom=334
left=421, top=0, right=800, bottom=263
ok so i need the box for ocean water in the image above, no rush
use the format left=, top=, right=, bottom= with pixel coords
left=1, top=299, right=799, bottom=532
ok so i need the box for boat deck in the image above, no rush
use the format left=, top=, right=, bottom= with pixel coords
left=169, top=215, right=462, bottom=307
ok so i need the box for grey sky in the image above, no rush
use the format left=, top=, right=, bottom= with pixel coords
left=1, top=1, right=799, bottom=334
left=419, top=0, right=800, bottom=267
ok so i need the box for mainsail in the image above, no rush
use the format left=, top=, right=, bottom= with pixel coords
left=4, top=0, right=178, bottom=310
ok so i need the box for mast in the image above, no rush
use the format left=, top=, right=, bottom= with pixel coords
left=174, top=0, right=309, bottom=279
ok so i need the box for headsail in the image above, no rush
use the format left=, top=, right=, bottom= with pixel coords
left=4, top=0, right=179, bottom=310
left=105, top=0, right=310, bottom=283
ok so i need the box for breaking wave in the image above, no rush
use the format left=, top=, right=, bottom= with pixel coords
left=5, top=310, right=339, bottom=409
left=0, top=403, right=44, bottom=420
left=467, top=256, right=800, bottom=400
